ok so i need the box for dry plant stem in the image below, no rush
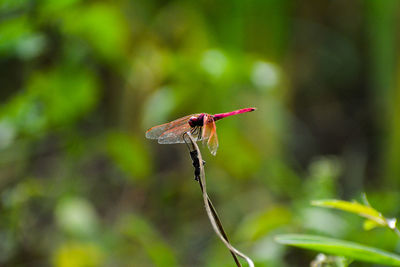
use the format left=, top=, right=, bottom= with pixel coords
left=186, top=132, right=254, bottom=267
left=199, top=181, right=241, bottom=266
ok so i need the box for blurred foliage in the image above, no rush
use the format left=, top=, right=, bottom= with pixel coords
left=276, top=234, right=400, bottom=266
left=277, top=193, right=400, bottom=265
left=0, top=0, right=400, bottom=266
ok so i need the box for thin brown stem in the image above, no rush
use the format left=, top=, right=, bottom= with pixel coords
left=186, top=132, right=254, bottom=267
left=198, top=181, right=242, bottom=266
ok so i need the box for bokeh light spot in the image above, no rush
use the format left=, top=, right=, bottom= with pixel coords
left=201, top=49, right=228, bottom=78
left=251, top=61, right=280, bottom=90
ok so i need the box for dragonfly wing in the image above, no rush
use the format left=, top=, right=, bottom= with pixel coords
left=207, top=121, right=218, bottom=156
left=201, top=114, right=212, bottom=142
left=145, top=115, right=194, bottom=139
left=158, top=123, right=192, bottom=144
left=202, top=115, right=219, bottom=155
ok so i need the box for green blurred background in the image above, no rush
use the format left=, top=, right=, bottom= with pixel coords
left=1, top=0, right=400, bottom=266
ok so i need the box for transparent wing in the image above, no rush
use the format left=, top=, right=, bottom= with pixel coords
left=145, top=114, right=195, bottom=140
left=202, top=114, right=219, bottom=155
left=201, top=114, right=213, bottom=141
left=158, top=124, right=203, bottom=144
left=207, top=124, right=218, bottom=156
left=158, top=123, right=192, bottom=144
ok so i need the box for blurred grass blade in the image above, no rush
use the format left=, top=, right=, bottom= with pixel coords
left=311, top=199, right=387, bottom=226
left=275, top=234, right=400, bottom=266
left=363, top=219, right=382, bottom=231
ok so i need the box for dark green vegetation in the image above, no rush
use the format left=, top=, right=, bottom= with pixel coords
left=1, top=0, right=400, bottom=266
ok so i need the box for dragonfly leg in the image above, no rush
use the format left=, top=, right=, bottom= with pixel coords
left=190, top=126, right=203, bottom=141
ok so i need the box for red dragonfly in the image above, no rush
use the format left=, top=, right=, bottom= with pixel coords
left=145, top=107, right=255, bottom=155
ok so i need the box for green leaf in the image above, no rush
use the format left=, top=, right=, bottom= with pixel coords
left=311, top=199, right=387, bottom=227
left=363, top=219, right=381, bottom=231
left=275, top=234, right=400, bottom=266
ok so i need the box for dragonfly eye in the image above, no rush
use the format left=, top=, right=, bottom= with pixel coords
left=189, top=114, right=205, bottom=127
left=188, top=116, right=197, bottom=127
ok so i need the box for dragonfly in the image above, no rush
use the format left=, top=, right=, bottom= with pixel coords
left=145, top=107, right=255, bottom=155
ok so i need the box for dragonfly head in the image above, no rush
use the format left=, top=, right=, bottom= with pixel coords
left=188, top=114, right=205, bottom=127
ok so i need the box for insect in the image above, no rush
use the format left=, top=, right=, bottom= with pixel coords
left=145, top=108, right=255, bottom=155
